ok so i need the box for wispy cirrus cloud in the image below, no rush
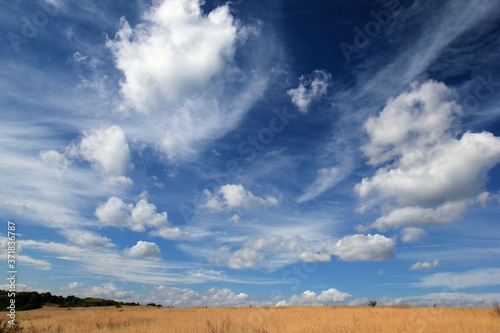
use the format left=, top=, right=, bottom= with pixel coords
left=418, top=268, right=500, bottom=289
left=297, top=164, right=351, bottom=203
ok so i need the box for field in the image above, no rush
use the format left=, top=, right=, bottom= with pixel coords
left=2, top=306, right=499, bottom=333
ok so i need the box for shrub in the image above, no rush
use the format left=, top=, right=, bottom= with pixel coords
left=368, top=300, right=377, bottom=307
left=492, top=300, right=500, bottom=318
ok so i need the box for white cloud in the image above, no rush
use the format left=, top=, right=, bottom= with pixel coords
left=68, top=282, right=84, bottom=289
left=107, top=0, right=267, bottom=160
left=0, top=123, right=117, bottom=235
left=130, top=199, right=169, bottom=231
left=108, top=0, right=237, bottom=108
left=201, top=184, right=279, bottom=212
left=287, top=70, right=331, bottom=113
left=17, top=255, right=52, bottom=270
left=0, top=237, right=51, bottom=270
left=105, top=175, right=134, bottom=187
left=357, top=132, right=500, bottom=207
left=71, top=126, right=133, bottom=183
left=95, top=196, right=132, bottom=226
left=368, top=200, right=469, bottom=231
left=39, top=150, right=69, bottom=171
left=212, top=245, right=263, bottom=269
left=297, top=251, right=331, bottom=263
left=418, top=268, right=500, bottom=289
left=360, top=81, right=460, bottom=167
left=20, top=239, right=252, bottom=285
left=61, top=282, right=135, bottom=301
left=410, top=259, right=439, bottom=270
left=349, top=292, right=500, bottom=308
left=0, top=284, right=36, bottom=292
left=156, top=227, right=189, bottom=240
left=124, top=241, right=162, bottom=260
left=66, top=230, right=114, bottom=248
left=229, top=214, right=240, bottom=223
left=356, top=81, right=500, bottom=231
left=329, top=234, right=395, bottom=261
left=211, top=236, right=303, bottom=269
left=276, top=288, right=352, bottom=306
left=297, top=166, right=350, bottom=203
left=401, top=227, right=427, bottom=243
left=95, top=196, right=182, bottom=234
left=150, top=286, right=249, bottom=307
left=210, top=233, right=395, bottom=268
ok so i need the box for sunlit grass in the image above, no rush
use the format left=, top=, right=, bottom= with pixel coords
left=2, top=305, right=499, bottom=333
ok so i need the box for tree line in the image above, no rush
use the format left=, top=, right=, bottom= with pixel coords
left=0, top=290, right=140, bottom=311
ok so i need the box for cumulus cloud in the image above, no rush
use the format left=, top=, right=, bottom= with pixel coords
left=95, top=196, right=187, bottom=237
left=124, top=241, right=162, bottom=260
left=368, top=201, right=469, bottom=231
left=356, top=81, right=500, bottom=231
left=329, top=234, right=395, bottom=261
left=276, top=288, right=352, bottom=306
left=70, top=126, right=133, bottom=184
left=156, top=227, right=189, bottom=240
left=67, top=282, right=84, bottom=289
left=410, top=259, right=439, bottom=270
left=287, top=70, right=331, bottom=113
left=211, top=233, right=395, bottom=268
left=108, top=0, right=238, bottom=108
left=201, top=184, right=279, bottom=212
left=66, top=230, right=114, bottom=248
left=107, top=0, right=267, bottom=160
left=151, top=286, right=248, bottom=307
left=401, top=227, right=427, bottom=243
left=95, top=196, right=133, bottom=226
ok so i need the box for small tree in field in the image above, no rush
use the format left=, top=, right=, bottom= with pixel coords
left=368, top=300, right=377, bottom=307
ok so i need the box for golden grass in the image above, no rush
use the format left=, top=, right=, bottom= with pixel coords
left=2, top=305, right=499, bottom=333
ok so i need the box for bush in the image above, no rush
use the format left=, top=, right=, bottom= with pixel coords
left=368, top=300, right=377, bottom=307
left=492, top=300, right=500, bottom=318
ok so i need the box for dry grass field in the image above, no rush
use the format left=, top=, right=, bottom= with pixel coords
left=2, top=305, right=499, bottom=333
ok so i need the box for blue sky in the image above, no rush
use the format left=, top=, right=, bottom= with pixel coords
left=1, top=0, right=500, bottom=307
